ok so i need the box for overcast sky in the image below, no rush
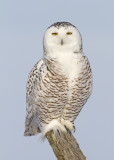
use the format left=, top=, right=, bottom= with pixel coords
left=0, top=0, right=114, bottom=160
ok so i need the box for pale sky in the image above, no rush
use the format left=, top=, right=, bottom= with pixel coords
left=0, top=0, right=114, bottom=160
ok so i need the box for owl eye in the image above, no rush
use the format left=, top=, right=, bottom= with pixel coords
left=66, top=32, right=72, bottom=35
left=52, top=33, right=58, bottom=36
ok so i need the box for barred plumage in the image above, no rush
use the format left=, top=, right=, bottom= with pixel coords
left=24, top=22, right=92, bottom=137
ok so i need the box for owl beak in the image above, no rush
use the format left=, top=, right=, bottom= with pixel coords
left=61, top=39, right=64, bottom=45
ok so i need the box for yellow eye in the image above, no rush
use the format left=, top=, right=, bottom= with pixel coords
left=52, top=33, right=58, bottom=36
left=66, top=32, right=72, bottom=35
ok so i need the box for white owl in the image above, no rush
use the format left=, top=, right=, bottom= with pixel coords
left=24, top=22, right=92, bottom=137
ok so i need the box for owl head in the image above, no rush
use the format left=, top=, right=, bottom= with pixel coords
left=43, top=22, right=82, bottom=54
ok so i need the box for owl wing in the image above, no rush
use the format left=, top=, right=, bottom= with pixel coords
left=24, top=59, right=44, bottom=136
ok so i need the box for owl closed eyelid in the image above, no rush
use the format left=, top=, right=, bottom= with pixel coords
left=66, top=32, right=72, bottom=35
left=52, top=32, right=58, bottom=35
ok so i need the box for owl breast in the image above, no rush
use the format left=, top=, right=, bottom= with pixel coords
left=54, top=51, right=91, bottom=83
left=47, top=51, right=92, bottom=104
left=50, top=51, right=84, bottom=78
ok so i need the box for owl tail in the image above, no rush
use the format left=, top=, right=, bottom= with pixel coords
left=24, top=116, right=41, bottom=136
left=24, top=126, right=40, bottom=136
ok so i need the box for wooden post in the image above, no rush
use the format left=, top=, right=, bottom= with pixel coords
left=46, top=131, right=86, bottom=160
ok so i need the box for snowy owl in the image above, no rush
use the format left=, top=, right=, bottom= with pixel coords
left=24, top=22, right=92, bottom=137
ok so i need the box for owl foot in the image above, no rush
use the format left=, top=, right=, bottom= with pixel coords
left=61, top=119, right=75, bottom=133
left=42, top=119, right=66, bottom=137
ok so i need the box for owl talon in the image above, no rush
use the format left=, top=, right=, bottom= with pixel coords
left=64, top=125, right=71, bottom=135
left=73, top=126, right=76, bottom=132
left=57, top=129, right=61, bottom=135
